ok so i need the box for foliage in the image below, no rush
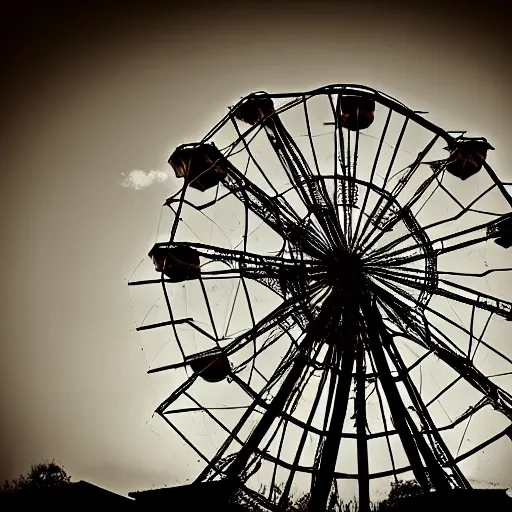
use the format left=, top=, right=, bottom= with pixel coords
left=0, top=460, right=71, bottom=494
left=226, top=479, right=424, bottom=511
left=378, top=479, right=424, bottom=510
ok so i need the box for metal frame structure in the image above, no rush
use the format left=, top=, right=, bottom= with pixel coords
left=129, top=85, right=512, bottom=512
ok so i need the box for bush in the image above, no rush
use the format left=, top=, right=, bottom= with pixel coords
left=0, top=460, right=71, bottom=494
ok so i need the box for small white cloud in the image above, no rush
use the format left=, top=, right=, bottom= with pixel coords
left=507, top=488, right=512, bottom=499
left=121, top=170, right=168, bottom=190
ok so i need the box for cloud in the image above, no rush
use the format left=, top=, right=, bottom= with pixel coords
left=121, top=170, right=168, bottom=190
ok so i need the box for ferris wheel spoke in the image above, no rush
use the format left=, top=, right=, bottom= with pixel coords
left=223, top=354, right=311, bottom=480
left=351, top=108, right=394, bottom=248
left=224, top=168, right=297, bottom=226
left=363, top=183, right=498, bottom=264
left=224, top=173, right=330, bottom=258
left=366, top=265, right=437, bottom=303
left=353, top=117, right=415, bottom=251
left=367, top=298, right=474, bottom=489
left=291, top=96, right=343, bottom=246
left=368, top=262, right=512, bottom=281
left=376, top=315, right=471, bottom=488
left=327, top=94, right=343, bottom=211
left=356, top=134, right=441, bottom=255
left=329, top=94, right=357, bottom=242
left=354, top=344, right=370, bottom=510
left=303, top=96, right=329, bottom=180
left=276, top=347, right=329, bottom=504
left=367, top=212, right=504, bottom=269
left=377, top=232, right=488, bottom=268
left=144, top=290, right=308, bottom=378
left=373, top=292, right=512, bottom=424
left=229, top=117, right=283, bottom=198
left=362, top=302, right=437, bottom=490
left=360, top=197, right=437, bottom=267
left=310, top=335, right=342, bottom=486
left=262, top=111, right=326, bottom=203
left=268, top=418, right=289, bottom=501
left=371, top=264, right=512, bottom=322
left=219, top=354, right=316, bottom=487
left=232, top=319, right=302, bottom=381
left=151, top=240, right=323, bottom=294
left=260, top=109, right=347, bottom=250
left=368, top=268, right=504, bottom=358
left=210, top=150, right=330, bottom=256
left=309, top=345, right=356, bottom=511
left=426, top=343, right=512, bottom=421
left=278, top=343, right=336, bottom=507
left=407, top=175, right=444, bottom=220
left=366, top=349, right=399, bottom=484
left=234, top=287, right=331, bottom=375
left=285, top=343, right=326, bottom=415
left=382, top=117, right=410, bottom=191
left=397, top=288, right=511, bottom=372
left=194, top=338, right=303, bottom=483
left=239, top=275, right=258, bottom=385
left=370, top=277, right=468, bottom=358
left=223, top=282, right=325, bottom=358
left=393, top=156, right=444, bottom=213
left=155, top=276, right=190, bottom=360
left=164, top=156, right=330, bottom=255
left=230, top=369, right=313, bottom=436
left=223, top=294, right=345, bottom=496
left=328, top=94, right=357, bottom=245
left=360, top=166, right=443, bottom=258
left=227, top=119, right=332, bottom=254
left=372, top=276, right=512, bottom=367
left=308, top=298, right=359, bottom=512
left=342, top=123, right=362, bottom=244
left=181, top=390, right=248, bottom=446
left=182, top=388, right=328, bottom=488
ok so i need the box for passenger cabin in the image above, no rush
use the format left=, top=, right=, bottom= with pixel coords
left=444, top=139, right=494, bottom=180
left=487, top=215, right=512, bottom=249
left=339, top=95, right=375, bottom=131
left=234, top=95, right=275, bottom=126
left=168, top=143, right=228, bottom=191
left=148, top=245, right=201, bottom=282
left=186, top=348, right=230, bottom=382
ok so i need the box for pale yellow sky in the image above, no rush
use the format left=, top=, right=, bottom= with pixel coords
left=1, top=0, right=510, bottom=498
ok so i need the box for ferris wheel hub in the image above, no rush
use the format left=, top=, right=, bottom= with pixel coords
left=325, top=248, right=366, bottom=292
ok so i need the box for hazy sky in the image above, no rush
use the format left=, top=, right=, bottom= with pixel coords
left=1, top=0, right=511, bottom=498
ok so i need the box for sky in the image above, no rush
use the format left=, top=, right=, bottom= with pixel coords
left=1, top=0, right=511, bottom=499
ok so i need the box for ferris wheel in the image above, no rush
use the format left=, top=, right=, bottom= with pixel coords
left=128, top=84, right=512, bottom=511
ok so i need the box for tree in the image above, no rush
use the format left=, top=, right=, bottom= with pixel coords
left=0, top=460, right=71, bottom=494
left=379, top=479, right=424, bottom=510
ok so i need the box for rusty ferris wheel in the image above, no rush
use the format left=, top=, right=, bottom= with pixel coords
left=128, top=84, right=512, bottom=511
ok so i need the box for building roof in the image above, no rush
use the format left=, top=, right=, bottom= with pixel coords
left=129, top=480, right=233, bottom=505
left=388, top=488, right=511, bottom=512
left=0, top=480, right=134, bottom=508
